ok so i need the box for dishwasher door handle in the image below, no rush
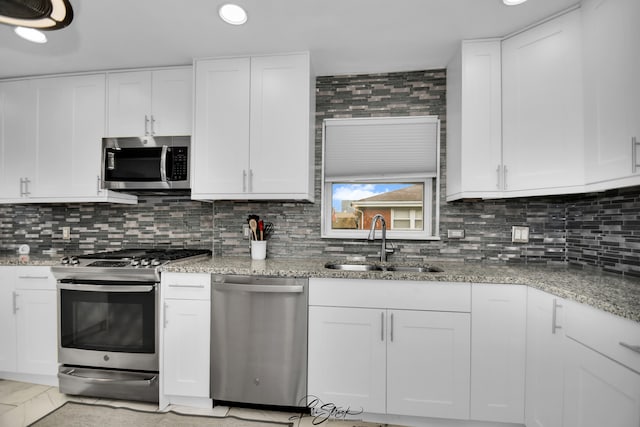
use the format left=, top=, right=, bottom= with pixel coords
left=214, top=282, right=304, bottom=293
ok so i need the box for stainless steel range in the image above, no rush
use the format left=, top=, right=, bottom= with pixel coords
left=51, top=248, right=211, bottom=403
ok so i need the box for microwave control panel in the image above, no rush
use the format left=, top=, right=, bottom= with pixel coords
left=169, top=147, right=188, bottom=181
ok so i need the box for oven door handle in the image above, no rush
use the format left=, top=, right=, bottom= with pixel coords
left=58, top=283, right=155, bottom=293
left=60, top=369, right=158, bottom=386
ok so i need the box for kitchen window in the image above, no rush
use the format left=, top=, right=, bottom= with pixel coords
left=321, top=116, right=440, bottom=240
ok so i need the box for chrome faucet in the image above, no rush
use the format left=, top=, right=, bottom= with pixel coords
left=368, top=214, right=394, bottom=262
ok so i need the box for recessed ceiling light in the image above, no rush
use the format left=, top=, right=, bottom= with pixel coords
left=218, top=3, right=247, bottom=25
left=503, top=0, right=528, bottom=5
left=14, top=26, right=48, bottom=43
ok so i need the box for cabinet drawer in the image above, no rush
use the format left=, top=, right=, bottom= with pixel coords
left=309, top=278, right=471, bottom=312
left=15, top=267, right=55, bottom=290
left=565, top=300, right=640, bottom=373
left=162, top=273, right=211, bottom=300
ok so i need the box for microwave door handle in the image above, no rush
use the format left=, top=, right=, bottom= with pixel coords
left=160, top=146, right=168, bottom=182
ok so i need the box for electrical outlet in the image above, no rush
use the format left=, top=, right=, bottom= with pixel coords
left=62, top=226, right=71, bottom=241
left=511, top=226, right=529, bottom=243
left=448, top=229, right=465, bottom=239
left=242, top=224, right=251, bottom=239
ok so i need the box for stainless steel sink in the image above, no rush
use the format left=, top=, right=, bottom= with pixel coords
left=324, top=262, right=442, bottom=273
left=386, top=265, right=443, bottom=273
left=324, top=263, right=384, bottom=271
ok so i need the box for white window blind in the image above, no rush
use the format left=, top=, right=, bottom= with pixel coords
left=323, top=116, right=439, bottom=181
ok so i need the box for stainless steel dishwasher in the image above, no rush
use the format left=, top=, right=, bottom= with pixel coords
left=211, top=275, right=308, bottom=408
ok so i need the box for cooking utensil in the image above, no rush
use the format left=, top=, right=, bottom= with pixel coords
left=249, top=219, right=258, bottom=241
left=258, top=220, right=264, bottom=241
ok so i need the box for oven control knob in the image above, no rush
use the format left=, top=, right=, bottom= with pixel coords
left=130, top=259, right=140, bottom=267
left=151, top=259, right=161, bottom=266
left=70, top=257, right=79, bottom=265
left=60, top=256, right=70, bottom=265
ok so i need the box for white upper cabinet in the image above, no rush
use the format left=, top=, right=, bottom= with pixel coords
left=192, top=52, right=315, bottom=201
left=502, top=9, right=584, bottom=196
left=107, top=67, right=192, bottom=137
left=0, top=75, right=136, bottom=204
left=0, top=80, right=35, bottom=199
left=446, top=39, right=503, bottom=201
left=582, top=0, right=640, bottom=190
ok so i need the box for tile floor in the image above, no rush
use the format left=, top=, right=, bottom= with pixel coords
left=0, top=379, right=387, bottom=427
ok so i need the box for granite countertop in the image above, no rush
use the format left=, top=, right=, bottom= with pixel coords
left=2, top=254, right=638, bottom=322
left=164, top=257, right=640, bottom=323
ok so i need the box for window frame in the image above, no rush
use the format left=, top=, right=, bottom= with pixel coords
left=320, top=116, right=441, bottom=241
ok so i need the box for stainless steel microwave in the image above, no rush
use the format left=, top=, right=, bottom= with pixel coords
left=101, top=136, right=190, bottom=190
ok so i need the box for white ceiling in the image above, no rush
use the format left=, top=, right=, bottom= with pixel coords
left=0, top=0, right=579, bottom=79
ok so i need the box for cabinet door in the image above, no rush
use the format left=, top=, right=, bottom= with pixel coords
left=308, top=306, right=386, bottom=414
left=32, top=74, right=106, bottom=199
left=583, top=0, right=640, bottom=187
left=0, top=80, right=35, bottom=199
left=502, top=9, right=584, bottom=195
left=249, top=53, right=312, bottom=196
left=387, top=310, right=470, bottom=420
left=563, top=338, right=640, bottom=427
left=15, top=289, right=57, bottom=376
left=150, top=68, right=192, bottom=136
left=163, top=299, right=210, bottom=397
left=192, top=58, right=250, bottom=197
left=525, top=288, right=565, bottom=427
left=470, top=284, right=526, bottom=423
left=107, top=71, right=151, bottom=137
left=0, top=267, right=17, bottom=372
left=446, top=40, right=503, bottom=201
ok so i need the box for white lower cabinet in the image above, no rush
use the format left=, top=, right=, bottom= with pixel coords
left=160, top=273, right=211, bottom=409
left=563, top=299, right=640, bottom=427
left=563, top=338, right=640, bottom=427
left=470, top=284, right=526, bottom=424
left=308, top=279, right=471, bottom=421
left=0, top=266, right=58, bottom=383
left=525, top=287, right=565, bottom=427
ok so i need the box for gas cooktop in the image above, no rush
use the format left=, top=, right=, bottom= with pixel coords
left=51, top=248, right=212, bottom=282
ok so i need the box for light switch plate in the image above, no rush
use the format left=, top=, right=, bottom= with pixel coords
left=448, top=229, right=465, bottom=239
left=512, top=226, right=529, bottom=243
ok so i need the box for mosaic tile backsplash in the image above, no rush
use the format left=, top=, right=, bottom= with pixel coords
left=1, top=69, right=639, bottom=277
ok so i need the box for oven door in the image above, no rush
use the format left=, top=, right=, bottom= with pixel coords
left=57, top=281, right=158, bottom=372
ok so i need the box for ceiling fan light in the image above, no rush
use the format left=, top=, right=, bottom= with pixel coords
left=218, top=3, right=247, bottom=25
left=503, top=0, right=528, bottom=5
left=14, top=26, right=48, bottom=43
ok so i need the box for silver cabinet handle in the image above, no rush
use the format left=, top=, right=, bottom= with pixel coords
left=160, top=146, right=168, bottom=182
left=96, top=175, right=101, bottom=195
left=248, top=169, right=254, bottom=193
left=18, top=275, right=50, bottom=279
left=20, top=177, right=31, bottom=197
left=167, top=284, right=204, bottom=288
left=19, top=178, right=24, bottom=196
left=552, top=298, right=563, bottom=334
left=503, top=165, right=508, bottom=190
left=381, top=312, right=385, bottom=341
left=150, top=115, right=156, bottom=135
left=633, top=136, right=639, bottom=174
left=12, top=291, right=18, bottom=314
left=144, top=115, right=149, bottom=135
left=163, top=302, right=169, bottom=328
left=619, top=342, right=640, bottom=354
left=496, top=165, right=501, bottom=189
left=390, top=312, right=395, bottom=342
left=242, top=170, right=247, bottom=192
